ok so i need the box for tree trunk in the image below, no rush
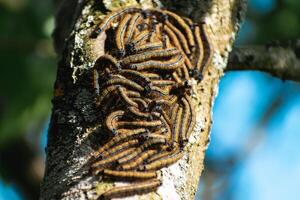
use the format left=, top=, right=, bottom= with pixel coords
left=40, top=0, right=247, bottom=199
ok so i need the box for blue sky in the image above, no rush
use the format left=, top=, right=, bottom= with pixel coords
left=0, top=182, right=21, bottom=200
left=205, top=71, right=300, bottom=200
left=235, top=89, right=300, bottom=200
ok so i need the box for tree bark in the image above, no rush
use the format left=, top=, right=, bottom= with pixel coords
left=227, top=41, right=300, bottom=82
left=41, top=0, right=247, bottom=199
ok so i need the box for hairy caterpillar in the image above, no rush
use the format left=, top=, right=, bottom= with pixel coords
left=90, top=5, right=213, bottom=198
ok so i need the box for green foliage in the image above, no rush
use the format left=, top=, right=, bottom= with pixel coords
left=247, top=0, right=300, bottom=43
left=0, top=0, right=55, bottom=146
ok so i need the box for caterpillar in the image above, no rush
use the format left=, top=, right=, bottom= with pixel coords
left=98, top=179, right=161, bottom=200
left=90, top=5, right=213, bottom=199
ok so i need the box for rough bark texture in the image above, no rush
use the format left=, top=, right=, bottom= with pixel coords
left=41, top=0, right=247, bottom=199
left=227, top=41, right=300, bottom=82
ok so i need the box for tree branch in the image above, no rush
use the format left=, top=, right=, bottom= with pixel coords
left=41, top=0, right=247, bottom=199
left=227, top=40, right=300, bottom=82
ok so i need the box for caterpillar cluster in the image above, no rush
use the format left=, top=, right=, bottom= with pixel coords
left=90, top=6, right=213, bottom=199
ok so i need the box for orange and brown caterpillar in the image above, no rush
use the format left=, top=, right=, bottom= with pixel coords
left=90, top=5, right=213, bottom=199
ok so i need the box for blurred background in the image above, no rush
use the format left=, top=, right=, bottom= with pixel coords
left=0, top=0, right=299, bottom=199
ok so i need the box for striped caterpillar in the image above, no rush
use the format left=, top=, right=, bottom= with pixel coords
left=90, top=6, right=213, bottom=199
